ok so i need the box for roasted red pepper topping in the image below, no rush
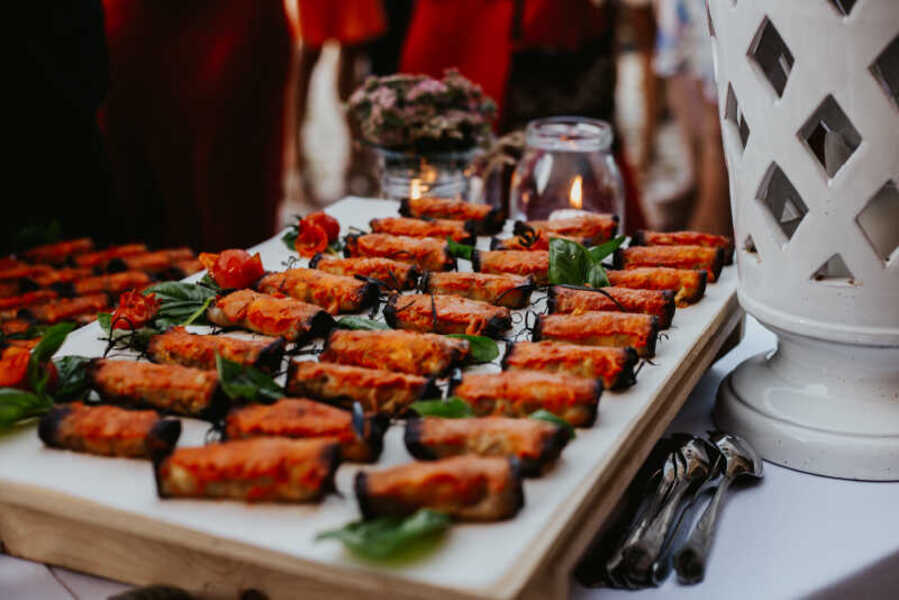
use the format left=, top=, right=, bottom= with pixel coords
left=111, top=290, right=160, bottom=330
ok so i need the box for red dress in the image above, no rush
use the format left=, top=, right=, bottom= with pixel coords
left=297, top=0, right=387, bottom=47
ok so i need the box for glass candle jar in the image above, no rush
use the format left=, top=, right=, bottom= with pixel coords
left=510, top=117, right=625, bottom=226
left=375, top=147, right=477, bottom=201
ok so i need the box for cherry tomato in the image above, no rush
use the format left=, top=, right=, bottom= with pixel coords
left=111, top=290, right=161, bottom=330
left=200, top=249, right=265, bottom=289
left=304, top=212, right=339, bottom=243
left=0, top=346, right=30, bottom=389
left=295, top=221, right=328, bottom=257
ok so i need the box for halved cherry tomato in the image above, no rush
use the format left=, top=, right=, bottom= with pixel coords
left=295, top=221, right=328, bottom=258
left=111, top=290, right=161, bottom=330
left=0, top=346, right=30, bottom=389
left=304, top=212, right=339, bottom=243
left=200, top=249, right=265, bottom=289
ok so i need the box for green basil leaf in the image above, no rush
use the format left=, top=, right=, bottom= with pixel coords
left=27, top=322, right=76, bottom=395
left=327, top=240, right=343, bottom=255
left=446, top=237, right=473, bottom=261
left=317, top=509, right=451, bottom=560
left=97, top=312, right=112, bottom=334
left=143, top=282, right=217, bottom=304
left=530, top=409, right=576, bottom=439
left=410, top=396, right=473, bottom=418
left=180, top=296, right=215, bottom=327
left=445, top=334, right=499, bottom=364
left=199, top=272, right=223, bottom=293
left=585, top=262, right=610, bottom=289
left=282, top=228, right=298, bottom=252
left=215, top=354, right=283, bottom=404
left=548, top=237, right=590, bottom=285
left=587, top=235, right=626, bottom=263
left=141, top=282, right=217, bottom=329
left=336, top=316, right=390, bottom=330
left=53, top=355, right=93, bottom=402
left=0, top=388, right=51, bottom=429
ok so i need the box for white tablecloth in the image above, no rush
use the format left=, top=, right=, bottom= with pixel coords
left=3, top=317, right=898, bottom=599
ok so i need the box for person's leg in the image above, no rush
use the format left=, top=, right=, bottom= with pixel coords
left=687, top=91, right=732, bottom=236
left=340, top=43, right=379, bottom=196
left=296, top=44, right=322, bottom=202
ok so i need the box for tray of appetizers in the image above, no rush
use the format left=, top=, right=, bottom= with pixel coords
left=0, top=197, right=742, bottom=600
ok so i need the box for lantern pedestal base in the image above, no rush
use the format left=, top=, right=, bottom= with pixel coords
left=714, top=328, right=899, bottom=481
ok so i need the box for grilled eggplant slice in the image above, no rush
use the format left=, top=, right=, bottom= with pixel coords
left=606, top=267, right=707, bottom=307
left=502, top=341, right=638, bottom=390
left=613, top=245, right=725, bottom=282
left=74, top=244, right=148, bottom=269
left=344, top=233, right=456, bottom=272
left=224, top=397, right=387, bottom=463
left=23, top=238, right=94, bottom=265
left=514, top=213, right=618, bottom=246
left=535, top=311, right=658, bottom=358
left=319, top=329, right=470, bottom=377
left=471, top=250, right=549, bottom=285
left=405, top=416, right=569, bottom=476
left=355, top=455, right=523, bottom=521
left=256, top=268, right=379, bottom=314
left=108, top=248, right=195, bottom=274
left=155, top=437, right=340, bottom=502
left=450, top=371, right=602, bottom=427
left=207, top=289, right=334, bottom=343
left=419, top=271, right=535, bottom=309
left=632, top=230, right=734, bottom=265
left=383, top=293, right=511, bottom=338
left=147, top=326, right=285, bottom=372
left=370, top=216, right=475, bottom=244
left=88, top=359, right=229, bottom=420
left=310, top=254, right=420, bottom=291
left=23, top=294, right=109, bottom=323
left=65, top=271, right=152, bottom=297
left=547, top=285, right=676, bottom=329
left=399, top=196, right=505, bottom=234
left=38, top=402, right=181, bottom=459
left=286, top=360, right=438, bottom=416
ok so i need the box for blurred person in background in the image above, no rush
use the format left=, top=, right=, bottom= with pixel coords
left=652, top=0, right=731, bottom=235
left=295, top=0, right=387, bottom=204
left=100, top=0, right=293, bottom=251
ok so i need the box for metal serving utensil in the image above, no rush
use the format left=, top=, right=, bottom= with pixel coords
left=621, top=436, right=723, bottom=585
left=673, top=432, right=764, bottom=584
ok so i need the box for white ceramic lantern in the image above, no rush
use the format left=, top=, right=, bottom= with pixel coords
left=708, top=0, right=899, bottom=480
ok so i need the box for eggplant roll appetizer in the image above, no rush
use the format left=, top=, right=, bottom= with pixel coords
left=67, top=270, right=152, bottom=297
left=399, top=196, right=505, bottom=234
left=614, top=245, right=725, bottom=282
left=23, top=238, right=94, bottom=265
left=405, top=416, right=569, bottom=477
left=606, top=267, right=707, bottom=307
left=515, top=213, right=618, bottom=246
left=256, top=268, right=379, bottom=314
left=419, top=271, right=534, bottom=309
left=472, top=249, right=549, bottom=285
left=344, top=233, right=456, bottom=272
left=147, top=326, right=285, bottom=373
left=548, top=285, right=676, bottom=329
left=370, top=216, right=475, bottom=244
left=28, top=268, right=94, bottom=288
left=0, top=264, right=54, bottom=282
left=38, top=402, right=181, bottom=459
left=535, top=311, right=658, bottom=358
left=384, top=293, right=512, bottom=338
left=319, top=329, right=469, bottom=377
left=88, top=359, right=229, bottom=420
left=450, top=371, right=601, bottom=427
left=0, top=290, right=58, bottom=312
left=207, top=289, right=334, bottom=343
left=310, top=254, right=420, bottom=291
left=632, top=230, right=734, bottom=265
left=489, top=232, right=589, bottom=252
left=502, top=341, right=638, bottom=390
left=74, top=244, right=148, bottom=269
left=355, top=455, right=523, bottom=521
left=286, top=360, right=438, bottom=416
left=155, top=437, right=340, bottom=502
left=24, top=294, right=109, bottom=323
left=225, top=397, right=387, bottom=463
left=108, top=247, right=195, bottom=274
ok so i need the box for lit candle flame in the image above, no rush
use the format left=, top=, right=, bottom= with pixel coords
left=410, top=178, right=423, bottom=200
left=569, top=176, right=583, bottom=209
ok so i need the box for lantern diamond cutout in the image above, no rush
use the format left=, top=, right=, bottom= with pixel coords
left=870, top=35, right=899, bottom=111
left=811, top=253, right=857, bottom=285
left=748, top=17, right=794, bottom=98
left=756, top=163, right=808, bottom=242
left=724, top=84, right=750, bottom=150
left=828, top=0, right=858, bottom=16
left=798, top=95, right=861, bottom=179
left=856, top=180, right=899, bottom=265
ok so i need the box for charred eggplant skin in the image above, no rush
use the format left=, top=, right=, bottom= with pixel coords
left=403, top=417, right=436, bottom=461
left=37, top=405, right=72, bottom=448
